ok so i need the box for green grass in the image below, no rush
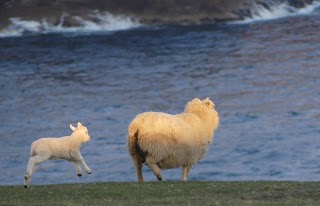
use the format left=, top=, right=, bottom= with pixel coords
left=1, top=181, right=320, bottom=206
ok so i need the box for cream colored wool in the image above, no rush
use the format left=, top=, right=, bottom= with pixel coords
left=128, top=97, right=219, bottom=182
left=24, top=122, right=92, bottom=188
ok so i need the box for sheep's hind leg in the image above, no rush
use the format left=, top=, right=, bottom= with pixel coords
left=146, top=158, right=162, bottom=181
left=132, top=156, right=144, bottom=182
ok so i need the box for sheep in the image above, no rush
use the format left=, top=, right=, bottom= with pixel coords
left=127, top=97, right=219, bottom=182
left=24, top=122, right=92, bottom=188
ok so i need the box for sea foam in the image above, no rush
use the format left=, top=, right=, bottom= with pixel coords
left=0, top=12, right=141, bottom=38
left=234, top=1, right=320, bottom=23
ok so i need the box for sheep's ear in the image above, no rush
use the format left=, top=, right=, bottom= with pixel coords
left=203, top=97, right=215, bottom=108
left=70, top=124, right=76, bottom=131
left=77, top=122, right=83, bottom=128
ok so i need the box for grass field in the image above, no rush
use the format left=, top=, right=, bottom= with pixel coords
left=1, top=181, right=320, bottom=206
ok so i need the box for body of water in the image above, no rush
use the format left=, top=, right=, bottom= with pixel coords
left=0, top=2, right=320, bottom=185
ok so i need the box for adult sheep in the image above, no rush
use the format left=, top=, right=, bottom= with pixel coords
left=128, top=97, right=219, bottom=182
left=24, top=122, right=92, bottom=188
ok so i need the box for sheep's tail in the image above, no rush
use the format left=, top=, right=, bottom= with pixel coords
left=127, top=121, right=140, bottom=156
left=127, top=120, right=146, bottom=163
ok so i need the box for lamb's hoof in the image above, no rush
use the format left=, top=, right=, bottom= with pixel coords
left=77, top=174, right=82, bottom=177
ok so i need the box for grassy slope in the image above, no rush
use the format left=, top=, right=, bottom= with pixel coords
left=1, top=181, right=320, bottom=206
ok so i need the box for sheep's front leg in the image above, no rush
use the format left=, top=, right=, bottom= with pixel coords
left=181, top=165, right=192, bottom=181
left=186, top=165, right=192, bottom=178
left=181, top=166, right=188, bottom=181
left=75, top=162, right=83, bottom=177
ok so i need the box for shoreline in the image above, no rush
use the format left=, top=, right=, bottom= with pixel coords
left=0, top=0, right=315, bottom=29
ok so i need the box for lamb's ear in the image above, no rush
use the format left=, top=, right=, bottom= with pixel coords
left=70, top=124, right=76, bottom=131
left=77, top=122, right=83, bottom=128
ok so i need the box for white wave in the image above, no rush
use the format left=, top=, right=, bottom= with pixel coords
left=0, top=12, right=141, bottom=38
left=296, top=1, right=320, bottom=15
left=234, top=1, right=320, bottom=24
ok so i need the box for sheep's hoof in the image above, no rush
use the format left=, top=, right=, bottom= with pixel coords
left=24, top=185, right=28, bottom=189
left=87, top=171, right=92, bottom=174
left=157, top=176, right=162, bottom=181
left=77, top=174, right=82, bottom=177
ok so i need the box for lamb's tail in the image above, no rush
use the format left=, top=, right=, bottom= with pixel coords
left=29, top=142, right=37, bottom=157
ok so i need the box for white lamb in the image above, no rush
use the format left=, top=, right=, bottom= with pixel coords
left=128, top=97, right=219, bottom=182
left=24, top=122, right=92, bottom=188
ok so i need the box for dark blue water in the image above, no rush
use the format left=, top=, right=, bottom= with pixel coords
left=1, top=13, right=320, bottom=185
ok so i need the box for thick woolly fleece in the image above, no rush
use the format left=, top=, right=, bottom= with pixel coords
left=128, top=98, right=219, bottom=181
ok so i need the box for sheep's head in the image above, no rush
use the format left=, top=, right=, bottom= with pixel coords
left=203, top=97, right=215, bottom=110
left=70, top=122, right=91, bottom=142
left=185, top=97, right=219, bottom=129
left=185, top=97, right=216, bottom=112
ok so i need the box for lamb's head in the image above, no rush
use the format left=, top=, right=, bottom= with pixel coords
left=70, top=122, right=91, bottom=142
left=185, top=97, right=219, bottom=130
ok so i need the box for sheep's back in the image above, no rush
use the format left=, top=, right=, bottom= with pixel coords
left=133, top=112, right=194, bottom=142
left=130, top=112, right=204, bottom=167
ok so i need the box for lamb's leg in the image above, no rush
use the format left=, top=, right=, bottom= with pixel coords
left=79, top=152, right=92, bottom=174
left=24, top=155, right=49, bottom=188
left=80, top=157, right=92, bottom=174
left=25, top=157, right=35, bottom=181
left=132, top=156, right=143, bottom=182
left=75, top=162, right=83, bottom=177
left=72, top=151, right=92, bottom=174
left=24, top=160, right=35, bottom=188
left=146, top=157, right=162, bottom=181
left=24, top=164, right=38, bottom=188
